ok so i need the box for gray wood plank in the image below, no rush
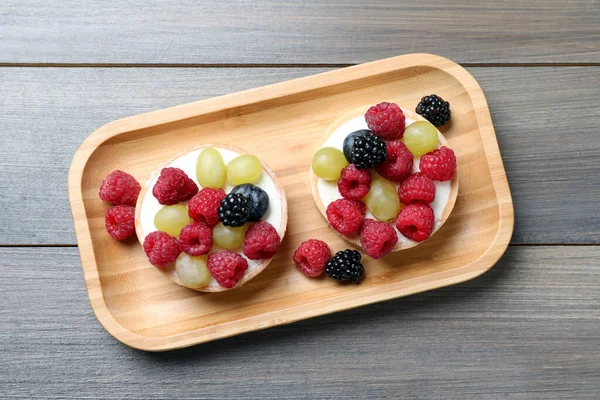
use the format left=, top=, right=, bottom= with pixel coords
left=0, top=246, right=598, bottom=399
left=1, top=0, right=599, bottom=64
left=0, top=66, right=599, bottom=245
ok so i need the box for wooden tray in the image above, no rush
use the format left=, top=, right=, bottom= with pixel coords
left=68, top=53, right=514, bottom=351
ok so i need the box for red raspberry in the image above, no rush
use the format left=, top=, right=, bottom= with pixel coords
left=350, top=200, right=367, bottom=216
left=375, top=140, right=414, bottom=182
left=243, top=221, right=281, bottom=260
left=152, top=167, right=198, bottom=205
left=143, top=231, right=181, bottom=267
left=104, top=205, right=136, bottom=240
left=419, top=146, right=456, bottom=181
left=337, top=164, right=371, bottom=201
left=395, top=203, right=435, bottom=242
left=359, top=219, right=398, bottom=259
left=99, top=170, right=141, bottom=206
left=365, top=102, right=406, bottom=140
left=187, top=188, right=226, bottom=227
left=208, top=251, right=248, bottom=289
left=292, top=239, right=331, bottom=278
left=179, top=222, right=212, bottom=256
left=398, top=173, right=436, bottom=204
left=326, top=199, right=363, bottom=235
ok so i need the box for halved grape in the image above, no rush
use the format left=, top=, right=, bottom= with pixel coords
left=154, top=204, right=191, bottom=237
left=196, top=148, right=226, bottom=189
left=365, top=179, right=401, bottom=222
left=213, top=222, right=246, bottom=250
left=312, top=147, right=348, bottom=181
left=175, top=253, right=211, bottom=289
left=403, top=121, right=438, bottom=157
left=226, top=155, right=263, bottom=185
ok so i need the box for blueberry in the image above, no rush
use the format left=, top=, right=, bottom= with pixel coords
left=231, top=184, right=269, bottom=222
left=343, top=129, right=372, bottom=163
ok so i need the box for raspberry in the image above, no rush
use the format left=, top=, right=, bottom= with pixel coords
left=359, top=219, right=398, bottom=259
left=350, top=200, right=367, bottom=216
left=99, top=170, right=141, bottom=206
left=326, top=199, right=363, bottom=235
left=292, top=239, right=331, bottom=278
left=243, top=221, right=281, bottom=260
left=365, top=102, right=406, bottom=140
left=152, top=167, right=198, bottom=205
left=104, top=205, right=136, bottom=240
left=398, top=173, right=436, bottom=204
left=419, top=146, right=456, bottom=181
left=207, top=251, right=248, bottom=289
left=395, top=203, right=435, bottom=242
left=143, top=231, right=181, bottom=267
left=375, top=140, right=414, bottom=182
left=337, top=164, right=371, bottom=201
left=179, top=222, right=212, bottom=256
left=188, top=188, right=226, bottom=227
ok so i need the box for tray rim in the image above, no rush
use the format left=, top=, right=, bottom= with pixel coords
left=68, top=53, right=514, bottom=351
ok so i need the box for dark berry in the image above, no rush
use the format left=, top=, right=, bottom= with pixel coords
left=416, top=94, right=451, bottom=127
left=325, top=249, right=364, bottom=283
left=218, top=193, right=250, bottom=227
left=343, top=129, right=371, bottom=163
left=350, top=132, right=387, bottom=169
left=231, top=183, right=269, bottom=222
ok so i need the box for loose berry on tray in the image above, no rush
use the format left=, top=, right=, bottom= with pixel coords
left=343, top=129, right=371, bottom=163
left=416, top=94, right=451, bottom=127
left=213, top=222, right=246, bottom=250
left=375, top=140, right=414, bottom=182
left=208, top=251, right=249, bottom=289
left=395, top=203, right=435, bottom=242
left=188, top=188, right=226, bottom=227
left=350, top=132, right=388, bottom=169
left=231, top=183, right=269, bottom=222
left=104, top=205, right=136, bottom=240
left=312, top=147, right=349, bottom=181
left=219, top=193, right=251, bottom=227
left=152, top=167, right=198, bottom=205
left=360, top=219, right=398, bottom=259
left=143, top=231, right=181, bottom=267
left=154, top=204, right=191, bottom=238
left=226, top=155, right=263, bottom=186
left=99, top=170, right=141, bottom=206
left=179, top=222, right=212, bottom=256
left=403, top=121, right=438, bottom=157
left=325, top=249, right=364, bottom=283
left=196, top=148, right=226, bottom=189
left=243, top=221, right=281, bottom=260
left=419, top=146, right=457, bottom=182
left=175, top=253, right=211, bottom=289
left=398, top=173, right=436, bottom=205
left=364, top=179, right=401, bottom=222
left=365, top=102, right=406, bottom=140
left=326, top=199, right=364, bottom=235
left=293, top=239, right=331, bottom=278
left=338, top=164, right=371, bottom=201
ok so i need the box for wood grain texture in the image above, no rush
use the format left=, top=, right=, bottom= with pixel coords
left=0, top=246, right=598, bottom=398
left=1, top=0, right=599, bottom=64
left=0, top=66, right=599, bottom=245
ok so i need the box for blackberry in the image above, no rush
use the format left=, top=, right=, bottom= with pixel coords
left=343, top=129, right=371, bottom=163
left=231, top=183, right=269, bottom=222
left=325, top=249, right=364, bottom=283
left=415, top=94, right=451, bottom=127
left=218, top=193, right=250, bottom=227
left=350, top=132, right=387, bottom=169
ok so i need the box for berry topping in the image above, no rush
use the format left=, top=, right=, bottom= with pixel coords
left=179, top=222, right=212, bottom=256
left=360, top=218, right=398, bottom=259
left=99, top=170, right=141, bottom=206
left=342, top=129, right=371, bottom=163
left=219, top=193, right=251, bottom=227
left=207, top=251, right=249, bottom=289
left=143, top=231, right=181, bottom=267
left=326, top=199, right=364, bottom=235
left=419, top=146, right=457, bottom=182
left=152, top=167, right=198, bottom=205
left=395, top=203, right=435, bottom=242
left=416, top=94, right=451, bottom=127
left=337, top=164, right=371, bottom=201
left=375, top=140, right=414, bottom=182
left=188, top=188, right=226, bottom=227
left=231, top=183, right=270, bottom=222
left=398, top=173, right=436, bottom=205
left=312, top=147, right=349, bottom=181
left=325, top=249, right=364, bottom=283
left=365, top=102, right=406, bottom=140
left=243, top=220, right=281, bottom=260
left=104, top=205, right=136, bottom=240
left=350, top=199, right=367, bottom=216
left=349, top=131, right=388, bottom=169
left=293, top=239, right=331, bottom=278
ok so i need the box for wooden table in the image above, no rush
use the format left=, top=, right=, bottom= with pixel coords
left=1, top=1, right=599, bottom=398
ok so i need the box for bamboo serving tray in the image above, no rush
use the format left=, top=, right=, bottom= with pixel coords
left=68, top=54, right=514, bottom=351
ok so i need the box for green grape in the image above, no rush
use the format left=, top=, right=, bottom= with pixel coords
left=154, top=204, right=191, bottom=238
left=365, top=179, right=401, bottom=222
left=196, top=148, right=226, bottom=188
left=226, top=155, right=263, bottom=185
left=175, top=253, right=211, bottom=289
left=311, top=147, right=349, bottom=181
left=403, top=121, right=439, bottom=157
left=213, top=222, right=246, bottom=250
